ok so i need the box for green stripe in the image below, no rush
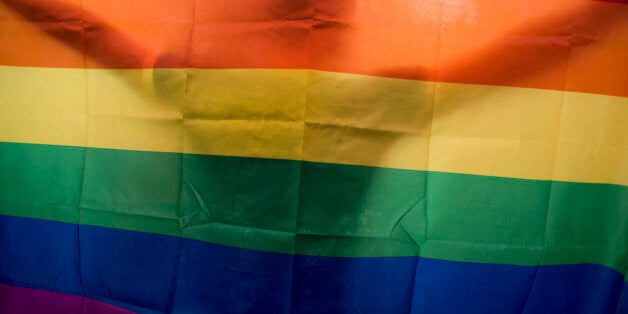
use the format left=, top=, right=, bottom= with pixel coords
left=0, top=141, right=626, bottom=274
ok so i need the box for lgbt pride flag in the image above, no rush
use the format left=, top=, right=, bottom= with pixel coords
left=0, top=0, right=626, bottom=313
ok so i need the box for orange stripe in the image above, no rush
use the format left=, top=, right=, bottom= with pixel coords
left=0, top=0, right=626, bottom=96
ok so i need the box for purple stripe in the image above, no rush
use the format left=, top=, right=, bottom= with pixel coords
left=0, top=284, right=134, bottom=314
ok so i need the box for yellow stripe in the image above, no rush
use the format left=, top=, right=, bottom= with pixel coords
left=428, top=83, right=628, bottom=184
left=0, top=67, right=88, bottom=147
left=553, top=92, right=627, bottom=185
left=429, top=83, right=562, bottom=181
left=183, top=69, right=307, bottom=160
left=303, top=71, right=434, bottom=171
left=0, top=66, right=626, bottom=185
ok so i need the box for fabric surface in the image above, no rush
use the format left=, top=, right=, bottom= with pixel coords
left=0, top=0, right=626, bottom=313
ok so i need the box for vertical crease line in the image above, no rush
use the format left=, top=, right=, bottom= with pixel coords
left=75, top=0, right=90, bottom=298
left=165, top=1, right=197, bottom=312
left=407, top=2, right=445, bottom=313
left=287, top=5, right=316, bottom=313
left=519, top=4, right=577, bottom=312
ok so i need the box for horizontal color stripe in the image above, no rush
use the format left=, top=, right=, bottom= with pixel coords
left=0, top=284, right=133, bottom=314
left=0, top=67, right=626, bottom=185
left=0, top=142, right=625, bottom=273
left=619, top=282, right=628, bottom=314
left=0, top=1, right=626, bottom=96
left=1, top=214, right=625, bottom=314
left=595, top=0, right=628, bottom=4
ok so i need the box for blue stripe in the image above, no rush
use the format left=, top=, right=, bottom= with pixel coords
left=617, top=282, right=628, bottom=314
left=0, top=214, right=624, bottom=313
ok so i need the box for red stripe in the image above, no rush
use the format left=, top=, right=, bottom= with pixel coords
left=0, top=0, right=626, bottom=96
left=592, top=0, right=628, bottom=4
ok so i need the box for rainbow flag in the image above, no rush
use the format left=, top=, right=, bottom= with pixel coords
left=0, top=0, right=626, bottom=313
